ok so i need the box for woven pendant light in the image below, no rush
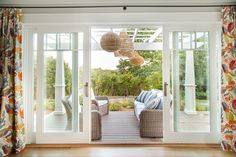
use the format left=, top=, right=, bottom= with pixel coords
left=118, top=31, right=134, bottom=57
left=114, top=51, right=122, bottom=57
left=100, top=31, right=121, bottom=52
left=129, top=52, right=144, bottom=65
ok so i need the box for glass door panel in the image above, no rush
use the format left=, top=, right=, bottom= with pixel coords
left=171, top=32, right=210, bottom=133
left=31, top=26, right=90, bottom=143
left=163, top=25, right=220, bottom=143
left=42, top=32, right=84, bottom=133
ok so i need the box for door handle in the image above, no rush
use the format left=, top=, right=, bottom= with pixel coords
left=164, top=82, right=168, bottom=96
left=84, top=82, right=89, bottom=97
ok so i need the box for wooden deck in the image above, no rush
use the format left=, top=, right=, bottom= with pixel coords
left=93, top=111, right=163, bottom=144
left=43, top=110, right=210, bottom=143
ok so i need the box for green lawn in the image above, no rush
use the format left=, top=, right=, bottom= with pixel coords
left=34, top=99, right=55, bottom=111
left=109, top=98, right=209, bottom=112
left=39, top=98, right=209, bottom=112
left=180, top=99, right=209, bottom=111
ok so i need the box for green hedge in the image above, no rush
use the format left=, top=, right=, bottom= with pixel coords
left=109, top=101, right=134, bottom=111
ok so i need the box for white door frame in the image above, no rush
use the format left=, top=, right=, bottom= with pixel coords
left=23, top=24, right=91, bottom=143
left=22, top=12, right=221, bottom=144
left=162, top=24, right=221, bottom=143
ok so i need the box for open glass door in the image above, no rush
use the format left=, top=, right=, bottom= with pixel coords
left=163, top=25, right=220, bottom=143
left=25, top=25, right=91, bottom=143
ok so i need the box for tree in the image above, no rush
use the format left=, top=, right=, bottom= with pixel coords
left=179, top=49, right=208, bottom=100
left=91, top=50, right=163, bottom=96
left=34, top=56, right=72, bottom=99
left=45, top=57, right=56, bottom=99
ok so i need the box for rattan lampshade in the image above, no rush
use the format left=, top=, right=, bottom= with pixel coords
left=117, top=31, right=134, bottom=57
left=100, top=31, right=121, bottom=52
left=129, top=52, right=144, bottom=65
left=114, top=51, right=122, bottom=57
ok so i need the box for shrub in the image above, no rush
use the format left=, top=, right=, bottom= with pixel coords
left=34, top=99, right=55, bottom=111
left=109, top=103, right=122, bottom=111
left=109, top=100, right=134, bottom=111
left=127, top=101, right=134, bottom=109
left=179, top=99, right=208, bottom=111
left=196, top=105, right=209, bottom=111
left=196, top=91, right=208, bottom=100
left=45, top=99, right=55, bottom=111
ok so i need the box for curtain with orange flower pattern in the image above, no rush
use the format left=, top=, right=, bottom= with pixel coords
left=0, top=8, right=25, bottom=156
left=221, top=6, right=236, bottom=152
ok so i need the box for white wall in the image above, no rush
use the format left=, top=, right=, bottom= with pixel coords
left=22, top=12, right=221, bottom=24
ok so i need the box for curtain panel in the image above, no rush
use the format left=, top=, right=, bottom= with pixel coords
left=222, top=6, right=236, bottom=152
left=0, top=8, right=25, bottom=156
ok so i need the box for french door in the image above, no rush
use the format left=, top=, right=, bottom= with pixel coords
left=162, top=24, right=221, bottom=143
left=24, top=25, right=91, bottom=143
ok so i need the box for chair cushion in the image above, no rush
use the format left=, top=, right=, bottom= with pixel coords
left=145, top=97, right=161, bottom=109
left=134, top=100, right=145, bottom=119
left=156, top=98, right=163, bottom=110
left=137, top=91, right=150, bottom=103
left=134, top=90, right=163, bottom=120
left=144, top=91, right=157, bottom=104
left=155, top=90, right=163, bottom=110
left=136, top=90, right=145, bottom=102
left=97, top=100, right=108, bottom=106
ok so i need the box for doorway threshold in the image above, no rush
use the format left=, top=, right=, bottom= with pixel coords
left=91, top=138, right=163, bottom=144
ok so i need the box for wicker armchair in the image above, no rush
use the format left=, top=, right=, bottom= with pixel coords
left=139, top=109, right=163, bottom=138
left=91, top=96, right=109, bottom=116
left=91, top=109, right=102, bottom=140
left=61, top=96, right=72, bottom=130
left=62, top=97, right=102, bottom=140
left=79, top=104, right=102, bottom=140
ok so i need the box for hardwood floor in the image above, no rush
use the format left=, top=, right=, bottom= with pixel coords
left=9, top=146, right=235, bottom=157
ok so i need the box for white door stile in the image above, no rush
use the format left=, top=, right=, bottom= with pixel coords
left=162, top=26, right=172, bottom=141
left=23, top=27, right=35, bottom=144
left=209, top=27, right=221, bottom=140
left=83, top=27, right=91, bottom=143
left=36, top=31, right=45, bottom=143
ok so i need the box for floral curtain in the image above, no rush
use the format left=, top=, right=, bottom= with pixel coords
left=221, top=6, right=236, bottom=152
left=0, top=8, right=25, bottom=156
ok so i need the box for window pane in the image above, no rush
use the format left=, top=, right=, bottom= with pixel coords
left=172, top=31, right=210, bottom=133
left=59, top=33, right=71, bottom=50
left=45, top=33, right=57, bottom=50
left=42, top=32, right=83, bottom=133
left=182, top=32, right=191, bottom=49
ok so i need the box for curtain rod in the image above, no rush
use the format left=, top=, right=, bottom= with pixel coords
left=0, top=4, right=235, bottom=9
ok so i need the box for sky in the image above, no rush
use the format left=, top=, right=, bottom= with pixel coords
left=45, top=50, right=120, bottom=70
left=91, top=50, right=120, bottom=70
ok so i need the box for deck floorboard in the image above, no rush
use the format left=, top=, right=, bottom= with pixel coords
left=43, top=110, right=209, bottom=143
